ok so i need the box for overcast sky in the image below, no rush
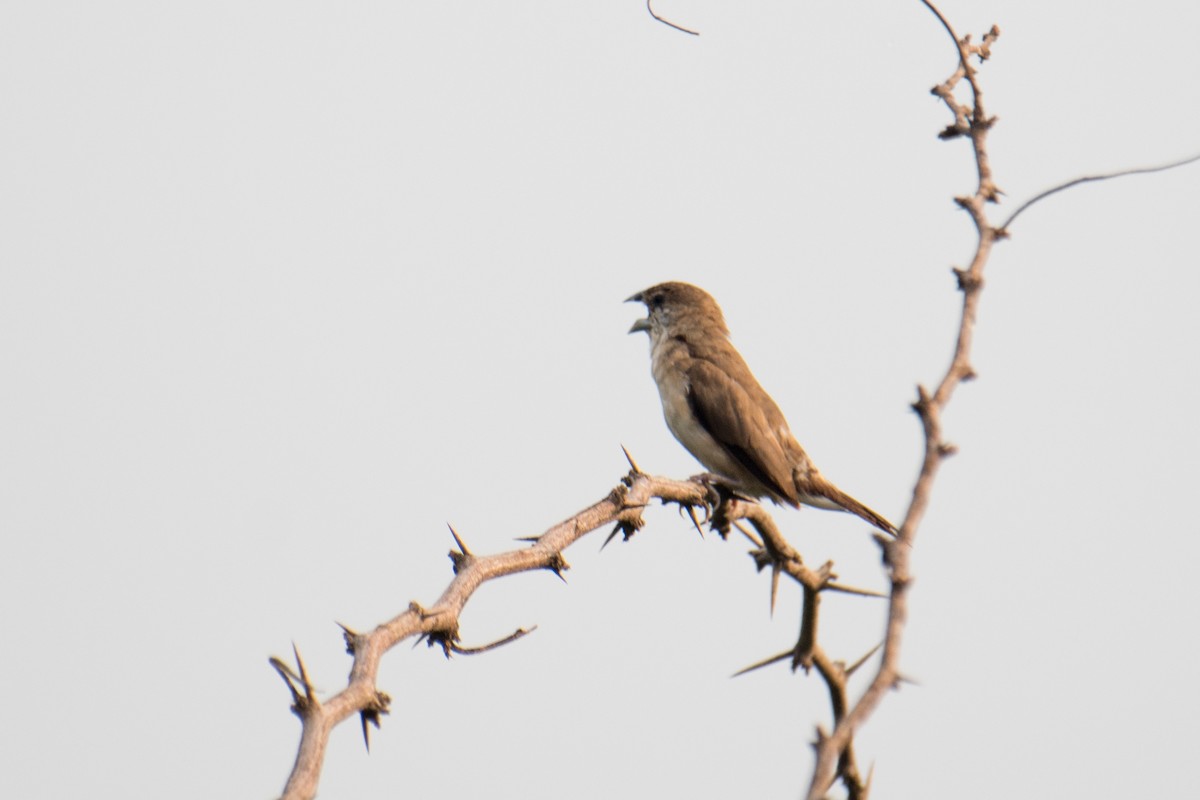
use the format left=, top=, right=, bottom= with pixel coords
left=3, top=1, right=1199, bottom=798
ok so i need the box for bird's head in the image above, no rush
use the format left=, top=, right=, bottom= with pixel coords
left=625, top=281, right=729, bottom=338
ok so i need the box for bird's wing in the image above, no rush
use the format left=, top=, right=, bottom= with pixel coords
left=684, top=357, right=800, bottom=505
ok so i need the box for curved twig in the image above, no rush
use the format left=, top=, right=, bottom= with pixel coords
left=446, top=626, right=538, bottom=655
left=999, top=152, right=1200, bottom=232
left=647, top=0, right=699, bottom=36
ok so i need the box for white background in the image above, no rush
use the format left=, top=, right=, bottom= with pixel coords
left=3, top=1, right=1198, bottom=797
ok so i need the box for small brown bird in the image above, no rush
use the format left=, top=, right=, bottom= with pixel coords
left=628, top=281, right=896, bottom=536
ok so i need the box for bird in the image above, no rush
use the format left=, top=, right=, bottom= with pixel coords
left=627, top=281, right=897, bottom=536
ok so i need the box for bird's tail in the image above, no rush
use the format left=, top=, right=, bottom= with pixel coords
left=796, top=474, right=898, bottom=537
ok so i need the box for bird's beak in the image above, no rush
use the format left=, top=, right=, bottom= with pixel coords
left=625, top=291, right=650, bottom=334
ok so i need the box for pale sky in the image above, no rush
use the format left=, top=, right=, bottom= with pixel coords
left=2, top=2, right=1198, bottom=798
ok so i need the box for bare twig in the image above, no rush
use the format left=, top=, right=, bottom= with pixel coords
left=804, top=9, right=1199, bottom=795
left=647, top=0, right=699, bottom=36
left=447, top=625, right=538, bottom=655
left=999, top=152, right=1200, bottom=232
left=807, top=6, right=1001, bottom=797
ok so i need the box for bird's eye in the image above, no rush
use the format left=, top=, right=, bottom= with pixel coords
left=651, top=294, right=665, bottom=308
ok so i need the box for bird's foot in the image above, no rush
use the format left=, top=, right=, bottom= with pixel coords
left=688, top=471, right=724, bottom=488
left=689, top=473, right=758, bottom=506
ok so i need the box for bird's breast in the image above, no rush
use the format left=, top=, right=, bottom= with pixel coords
left=649, top=337, right=749, bottom=481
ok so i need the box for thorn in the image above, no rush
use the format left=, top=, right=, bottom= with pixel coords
left=360, top=691, right=391, bottom=753
left=791, top=642, right=815, bottom=673
left=683, top=504, right=705, bottom=538
left=602, top=512, right=644, bottom=550
left=825, top=582, right=888, bottom=599
left=769, top=563, right=781, bottom=617
left=424, top=630, right=455, bottom=659
left=601, top=523, right=622, bottom=551
left=937, top=441, right=959, bottom=457
left=846, top=642, right=884, bottom=676
left=545, top=553, right=570, bottom=582
left=732, top=520, right=763, bottom=548
left=446, top=524, right=471, bottom=556
left=292, top=642, right=311, bottom=698
left=731, top=648, right=793, bottom=678
left=620, top=444, right=643, bottom=474
left=268, top=655, right=300, bottom=684
left=361, top=712, right=374, bottom=752
left=337, top=621, right=360, bottom=654
left=270, top=642, right=320, bottom=716
left=269, top=655, right=309, bottom=711
left=360, top=694, right=390, bottom=753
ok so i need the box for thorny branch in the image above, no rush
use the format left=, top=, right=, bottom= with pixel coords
left=272, top=456, right=886, bottom=800
left=273, top=467, right=712, bottom=800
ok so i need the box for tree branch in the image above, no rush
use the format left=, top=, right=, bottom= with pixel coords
left=271, top=6, right=1199, bottom=798
left=274, top=469, right=708, bottom=800
left=806, top=6, right=1001, bottom=797
left=274, top=463, right=889, bottom=799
